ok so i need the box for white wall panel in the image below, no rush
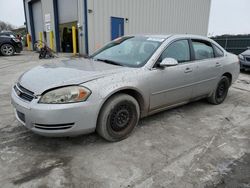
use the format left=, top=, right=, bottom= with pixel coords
left=87, top=0, right=211, bottom=53
left=24, top=0, right=211, bottom=54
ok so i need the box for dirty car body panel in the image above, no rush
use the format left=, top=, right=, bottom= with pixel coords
left=11, top=35, right=240, bottom=137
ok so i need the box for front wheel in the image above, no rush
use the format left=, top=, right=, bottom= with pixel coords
left=97, top=94, right=140, bottom=142
left=1, top=44, right=15, bottom=56
left=207, top=76, right=230, bottom=105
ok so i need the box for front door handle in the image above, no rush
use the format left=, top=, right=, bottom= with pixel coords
left=215, top=62, right=221, bottom=67
left=184, top=67, right=192, bottom=73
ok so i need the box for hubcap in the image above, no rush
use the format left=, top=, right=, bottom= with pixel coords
left=216, top=81, right=226, bottom=99
left=2, top=45, right=14, bottom=55
left=110, top=104, right=132, bottom=132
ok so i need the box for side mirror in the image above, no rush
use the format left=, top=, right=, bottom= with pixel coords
left=159, top=58, right=178, bottom=67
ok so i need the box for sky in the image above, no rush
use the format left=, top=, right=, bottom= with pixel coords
left=0, top=0, right=249, bottom=36
left=208, top=0, right=250, bottom=36
left=0, top=0, right=25, bottom=27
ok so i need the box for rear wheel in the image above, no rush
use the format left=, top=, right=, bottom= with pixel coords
left=97, top=94, right=140, bottom=142
left=208, top=76, right=230, bottom=105
left=1, top=44, right=14, bottom=56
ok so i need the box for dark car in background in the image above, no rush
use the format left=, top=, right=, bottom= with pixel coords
left=239, top=48, right=250, bottom=71
left=0, top=32, right=23, bottom=56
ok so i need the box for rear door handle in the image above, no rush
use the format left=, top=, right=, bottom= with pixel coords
left=184, top=67, right=192, bottom=73
left=215, top=62, right=221, bottom=67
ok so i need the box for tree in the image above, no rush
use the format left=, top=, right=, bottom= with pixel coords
left=0, top=20, right=16, bottom=32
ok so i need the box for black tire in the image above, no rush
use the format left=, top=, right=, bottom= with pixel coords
left=97, top=94, right=140, bottom=142
left=208, top=76, right=230, bottom=105
left=0, top=44, right=15, bottom=56
left=39, top=48, right=47, bottom=59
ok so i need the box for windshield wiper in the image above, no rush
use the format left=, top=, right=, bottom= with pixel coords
left=95, top=58, right=123, bottom=66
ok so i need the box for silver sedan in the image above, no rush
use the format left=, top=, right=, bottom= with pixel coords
left=11, top=35, right=240, bottom=141
left=239, top=48, right=250, bottom=71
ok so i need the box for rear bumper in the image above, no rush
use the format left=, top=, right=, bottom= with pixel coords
left=11, top=87, right=100, bottom=137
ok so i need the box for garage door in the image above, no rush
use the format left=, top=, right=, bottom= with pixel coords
left=58, top=0, right=78, bottom=24
left=32, top=0, right=43, bottom=41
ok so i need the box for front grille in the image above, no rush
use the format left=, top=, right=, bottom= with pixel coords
left=242, top=64, right=250, bottom=68
left=17, top=111, right=25, bottom=123
left=34, top=123, right=74, bottom=130
left=245, top=57, right=250, bottom=62
left=14, top=83, right=35, bottom=102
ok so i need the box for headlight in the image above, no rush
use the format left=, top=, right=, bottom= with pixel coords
left=238, top=54, right=244, bottom=60
left=39, top=86, right=91, bottom=104
left=12, top=38, right=20, bottom=43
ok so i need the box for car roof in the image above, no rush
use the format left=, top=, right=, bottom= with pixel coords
left=138, top=34, right=171, bottom=39
left=0, top=30, right=14, bottom=33
left=130, top=34, right=225, bottom=52
left=0, top=32, right=12, bottom=36
left=140, top=34, right=207, bottom=37
left=133, top=34, right=212, bottom=41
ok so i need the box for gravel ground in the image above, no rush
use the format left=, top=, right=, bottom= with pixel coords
left=0, top=52, right=250, bottom=188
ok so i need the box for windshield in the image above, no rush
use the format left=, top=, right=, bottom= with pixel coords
left=90, top=36, right=164, bottom=68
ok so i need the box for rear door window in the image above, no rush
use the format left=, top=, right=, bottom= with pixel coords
left=192, top=40, right=214, bottom=60
left=212, top=44, right=224, bottom=57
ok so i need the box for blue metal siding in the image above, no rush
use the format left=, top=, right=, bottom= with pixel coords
left=28, top=2, right=35, bottom=45
left=84, top=0, right=89, bottom=54
left=23, top=0, right=28, bottom=32
left=53, top=0, right=60, bottom=52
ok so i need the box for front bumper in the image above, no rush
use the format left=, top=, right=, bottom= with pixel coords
left=11, top=87, right=99, bottom=137
left=240, top=59, right=250, bottom=70
left=13, top=42, right=23, bottom=53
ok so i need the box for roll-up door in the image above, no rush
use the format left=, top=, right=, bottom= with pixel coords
left=58, top=0, right=78, bottom=52
left=32, top=0, right=43, bottom=41
left=58, top=0, right=78, bottom=24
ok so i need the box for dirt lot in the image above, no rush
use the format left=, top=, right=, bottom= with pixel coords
left=0, top=52, right=250, bottom=188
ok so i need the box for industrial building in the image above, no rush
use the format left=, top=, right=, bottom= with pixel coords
left=23, top=0, right=212, bottom=55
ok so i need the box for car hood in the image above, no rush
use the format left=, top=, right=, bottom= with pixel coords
left=241, top=49, right=250, bottom=56
left=18, top=58, right=131, bottom=95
